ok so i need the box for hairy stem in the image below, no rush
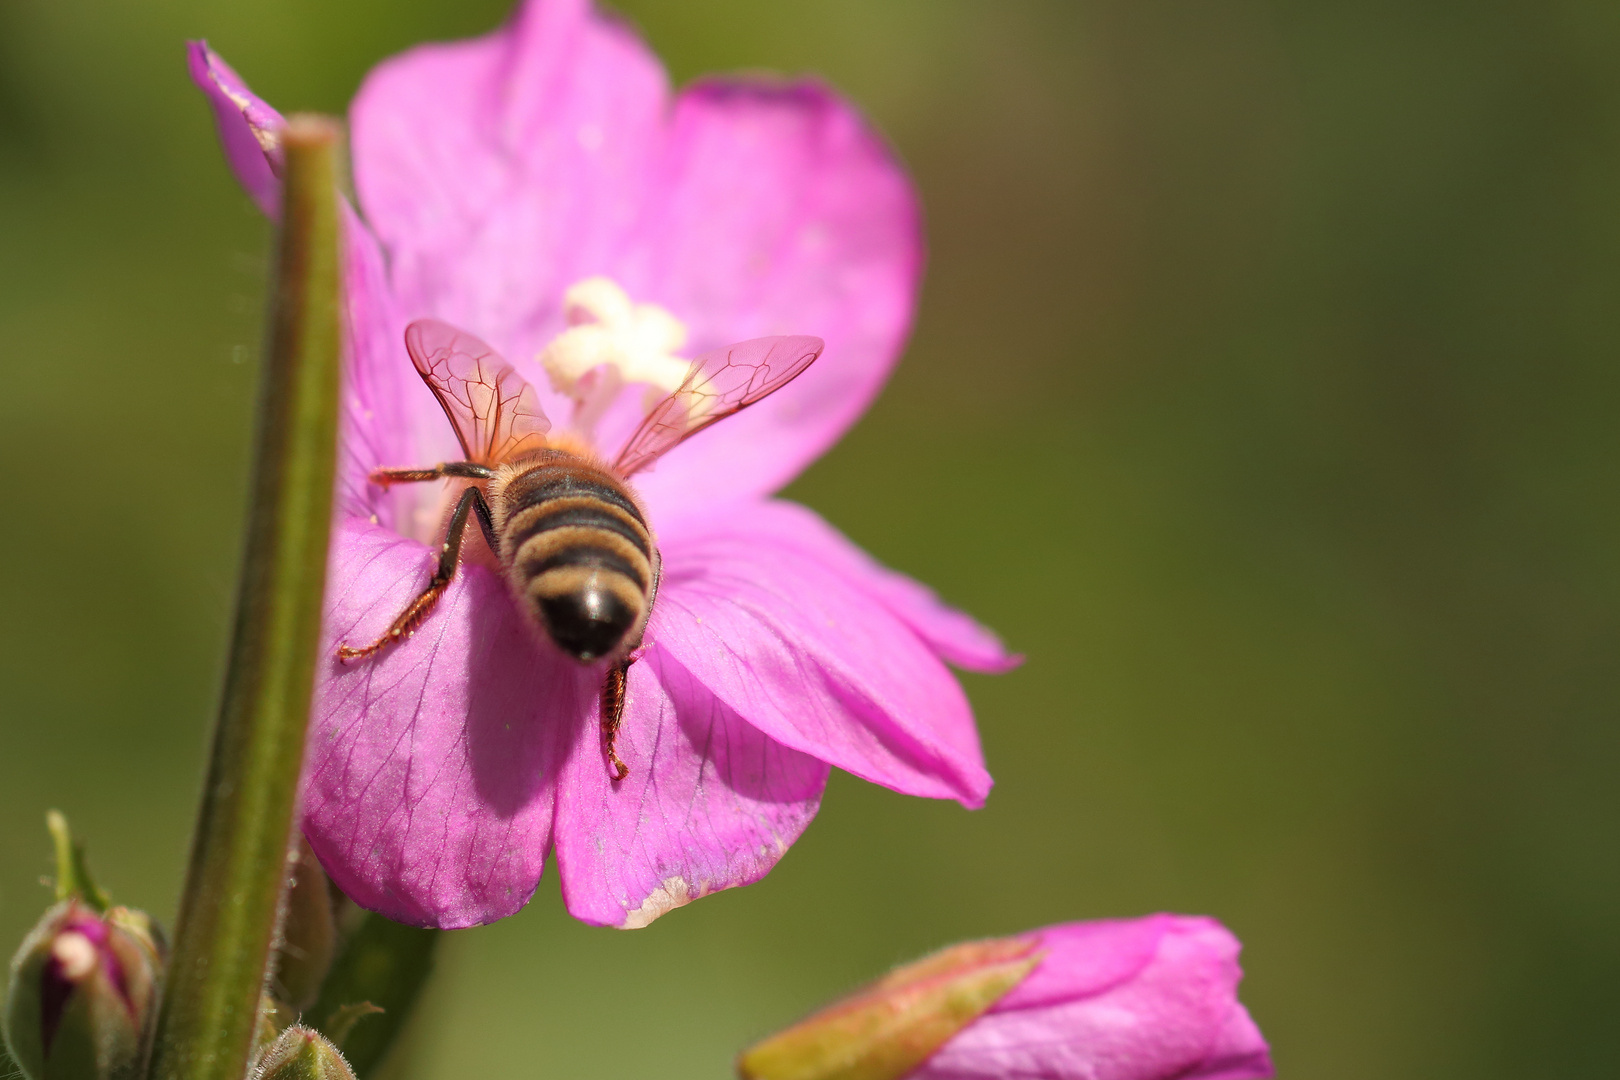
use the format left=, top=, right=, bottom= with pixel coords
left=146, top=115, right=343, bottom=1080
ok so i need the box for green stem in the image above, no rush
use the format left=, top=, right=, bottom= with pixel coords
left=146, top=115, right=344, bottom=1080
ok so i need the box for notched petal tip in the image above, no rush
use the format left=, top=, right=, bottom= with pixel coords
left=553, top=650, right=828, bottom=929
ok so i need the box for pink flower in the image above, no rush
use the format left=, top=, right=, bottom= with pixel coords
left=189, top=0, right=1016, bottom=930
left=739, top=915, right=1273, bottom=1080
left=913, top=916, right=1273, bottom=1080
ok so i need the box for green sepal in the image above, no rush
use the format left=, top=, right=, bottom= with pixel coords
left=737, top=937, right=1044, bottom=1080
left=271, top=842, right=337, bottom=1012
left=320, top=1004, right=383, bottom=1052
left=252, top=1027, right=356, bottom=1080
left=47, top=813, right=110, bottom=914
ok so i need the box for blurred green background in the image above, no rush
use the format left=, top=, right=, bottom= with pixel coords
left=3, top=1, right=1617, bottom=1076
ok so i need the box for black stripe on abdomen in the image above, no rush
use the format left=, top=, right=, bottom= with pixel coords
left=506, top=500, right=650, bottom=559
left=502, top=466, right=646, bottom=525
left=498, top=460, right=655, bottom=660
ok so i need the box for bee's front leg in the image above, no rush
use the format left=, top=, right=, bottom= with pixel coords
left=370, top=461, right=495, bottom=486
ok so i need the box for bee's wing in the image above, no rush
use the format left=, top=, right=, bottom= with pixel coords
left=612, top=335, right=824, bottom=477
left=405, top=318, right=551, bottom=465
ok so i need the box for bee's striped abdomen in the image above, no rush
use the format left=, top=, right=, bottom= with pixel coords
left=496, top=456, right=655, bottom=662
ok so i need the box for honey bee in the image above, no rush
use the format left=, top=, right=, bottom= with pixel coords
left=337, top=318, right=823, bottom=780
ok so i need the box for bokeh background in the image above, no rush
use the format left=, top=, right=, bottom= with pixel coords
left=3, top=1, right=1617, bottom=1076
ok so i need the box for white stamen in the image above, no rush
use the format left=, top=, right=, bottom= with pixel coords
left=51, top=932, right=98, bottom=980
left=539, top=277, right=693, bottom=435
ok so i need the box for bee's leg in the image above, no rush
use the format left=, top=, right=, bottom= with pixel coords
left=469, top=482, right=501, bottom=554
left=599, top=558, right=658, bottom=778
left=599, top=661, right=631, bottom=782
left=369, top=461, right=495, bottom=487
left=337, top=485, right=494, bottom=661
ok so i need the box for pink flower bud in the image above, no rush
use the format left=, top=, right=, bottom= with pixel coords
left=739, top=915, right=1271, bottom=1080
left=3, top=901, right=165, bottom=1080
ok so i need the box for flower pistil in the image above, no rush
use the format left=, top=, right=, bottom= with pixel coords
left=538, top=277, right=693, bottom=437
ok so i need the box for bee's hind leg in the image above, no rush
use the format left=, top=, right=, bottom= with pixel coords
left=599, top=659, right=634, bottom=782
left=599, top=561, right=657, bottom=781
left=337, top=485, right=498, bottom=661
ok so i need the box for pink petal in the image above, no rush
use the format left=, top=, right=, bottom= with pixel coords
left=186, top=41, right=285, bottom=215
left=627, top=78, right=922, bottom=517
left=348, top=0, right=921, bottom=509
left=348, top=0, right=666, bottom=352
left=303, top=519, right=587, bottom=929
left=333, top=204, right=411, bottom=531
left=188, top=43, right=463, bottom=536
left=1181, top=1004, right=1273, bottom=1080
left=649, top=520, right=992, bottom=807
left=666, top=500, right=1018, bottom=673
left=335, top=205, right=443, bottom=533
left=552, top=650, right=828, bottom=929
left=913, top=916, right=1273, bottom=1080
left=994, top=917, right=1170, bottom=1010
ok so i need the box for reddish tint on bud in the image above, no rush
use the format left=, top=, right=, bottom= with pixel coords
left=4, top=901, right=164, bottom=1080
left=739, top=915, right=1272, bottom=1080
left=39, top=915, right=121, bottom=1053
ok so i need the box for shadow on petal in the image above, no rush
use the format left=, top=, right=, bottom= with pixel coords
left=304, top=520, right=570, bottom=928
left=460, top=576, right=593, bottom=820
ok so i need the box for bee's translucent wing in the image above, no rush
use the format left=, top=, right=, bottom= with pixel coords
left=405, top=318, right=551, bottom=465
left=613, top=335, right=824, bottom=477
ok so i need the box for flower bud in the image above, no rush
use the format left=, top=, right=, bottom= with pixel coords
left=3, top=901, right=165, bottom=1080
left=739, top=915, right=1273, bottom=1080
left=252, top=1026, right=357, bottom=1080
left=738, top=936, right=1042, bottom=1080
left=271, top=840, right=338, bottom=1012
